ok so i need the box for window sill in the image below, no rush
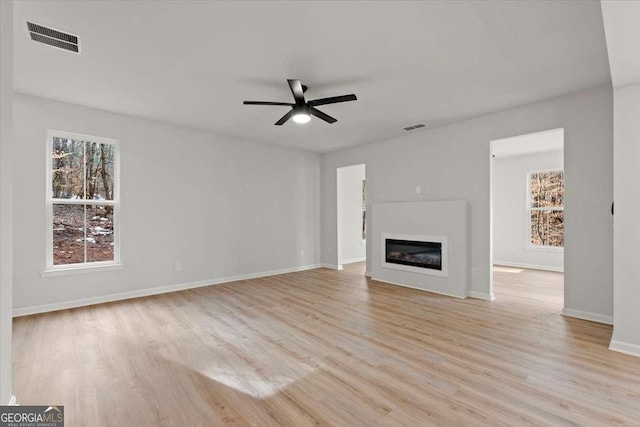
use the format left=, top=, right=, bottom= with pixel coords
left=40, top=263, right=124, bottom=277
left=525, top=245, right=564, bottom=253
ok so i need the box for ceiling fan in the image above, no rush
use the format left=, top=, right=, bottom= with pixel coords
left=243, top=79, right=357, bottom=125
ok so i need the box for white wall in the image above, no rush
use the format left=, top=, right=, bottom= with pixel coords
left=337, top=164, right=365, bottom=265
left=0, top=0, right=14, bottom=405
left=602, top=0, right=640, bottom=356
left=611, top=84, right=640, bottom=354
left=321, top=85, right=613, bottom=320
left=493, top=150, right=564, bottom=272
left=12, top=94, right=321, bottom=312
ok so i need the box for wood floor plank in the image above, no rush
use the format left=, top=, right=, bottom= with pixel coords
left=12, top=265, right=640, bottom=426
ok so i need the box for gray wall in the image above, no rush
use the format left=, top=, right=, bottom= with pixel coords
left=612, top=84, right=640, bottom=350
left=12, top=94, right=321, bottom=311
left=493, top=150, right=564, bottom=271
left=321, top=85, right=613, bottom=319
left=337, top=164, right=366, bottom=264
left=0, top=0, right=14, bottom=405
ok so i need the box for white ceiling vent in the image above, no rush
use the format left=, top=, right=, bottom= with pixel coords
left=27, top=22, right=79, bottom=53
left=403, top=123, right=426, bottom=131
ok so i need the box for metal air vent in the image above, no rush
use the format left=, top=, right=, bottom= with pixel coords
left=27, top=22, right=79, bottom=53
left=403, top=123, right=426, bottom=131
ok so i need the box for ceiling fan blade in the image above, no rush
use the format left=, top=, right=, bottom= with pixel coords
left=243, top=101, right=294, bottom=106
left=308, top=94, right=357, bottom=107
left=310, top=107, right=337, bottom=124
left=274, top=109, right=295, bottom=126
left=287, top=79, right=306, bottom=105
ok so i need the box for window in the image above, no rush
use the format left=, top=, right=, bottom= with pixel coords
left=46, top=131, right=120, bottom=271
left=528, top=170, right=564, bottom=248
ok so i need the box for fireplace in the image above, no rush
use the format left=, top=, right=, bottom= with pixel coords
left=381, top=233, right=448, bottom=277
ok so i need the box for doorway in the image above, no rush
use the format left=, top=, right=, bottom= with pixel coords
left=490, top=129, right=564, bottom=305
left=337, top=164, right=366, bottom=273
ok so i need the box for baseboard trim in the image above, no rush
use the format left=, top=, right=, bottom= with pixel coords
left=340, top=257, right=366, bottom=265
left=13, top=264, right=321, bottom=317
left=609, top=340, right=640, bottom=358
left=8, top=395, right=17, bottom=405
left=494, top=260, right=563, bottom=273
left=364, top=271, right=372, bottom=278
left=561, top=308, right=613, bottom=325
left=468, top=291, right=496, bottom=301
left=321, top=263, right=343, bottom=271
left=371, top=276, right=467, bottom=299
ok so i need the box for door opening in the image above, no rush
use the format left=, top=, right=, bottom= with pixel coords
left=490, top=128, right=565, bottom=306
left=337, top=164, right=366, bottom=274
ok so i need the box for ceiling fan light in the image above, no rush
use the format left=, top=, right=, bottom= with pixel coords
left=292, top=113, right=311, bottom=124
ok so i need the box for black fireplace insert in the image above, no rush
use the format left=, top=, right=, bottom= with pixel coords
left=385, top=238, right=442, bottom=270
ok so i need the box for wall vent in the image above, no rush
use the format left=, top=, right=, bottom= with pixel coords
left=403, top=123, right=426, bottom=131
left=27, top=22, right=79, bottom=53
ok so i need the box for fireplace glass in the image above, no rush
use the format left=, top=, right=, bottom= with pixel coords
left=385, top=239, right=442, bottom=271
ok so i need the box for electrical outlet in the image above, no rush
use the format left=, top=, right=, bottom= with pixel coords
left=175, top=262, right=182, bottom=272
left=471, top=267, right=477, bottom=276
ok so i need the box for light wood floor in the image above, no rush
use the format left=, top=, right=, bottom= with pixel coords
left=13, top=266, right=640, bottom=426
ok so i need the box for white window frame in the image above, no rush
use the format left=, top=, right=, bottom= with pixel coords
left=526, top=168, right=564, bottom=252
left=43, top=130, right=122, bottom=276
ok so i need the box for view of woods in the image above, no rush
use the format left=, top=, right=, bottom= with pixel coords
left=51, top=137, right=116, bottom=265
left=529, top=170, right=564, bottom=247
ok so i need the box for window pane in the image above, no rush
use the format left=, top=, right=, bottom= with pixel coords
left=530, top=210, right=564, bottom=247
left=53, top=204, right=85, bottom=265
left=86, top=205, right=115, bottom=263
left=85, top=142, right=115, bottom=200
left=530, top=171, right=564, bottom=208
left=52, top=137, right=84, bottom=199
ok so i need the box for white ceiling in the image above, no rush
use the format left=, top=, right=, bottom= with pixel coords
left=491, top=128, right=563, bottom=159
left=601, top=0, right=640, bottom=89
left=13, top=1, right=610, bottom=153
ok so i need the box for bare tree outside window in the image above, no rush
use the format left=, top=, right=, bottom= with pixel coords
left=529, top=170, right=564, bottom=247
left=49, top=134, right=118, bottom=267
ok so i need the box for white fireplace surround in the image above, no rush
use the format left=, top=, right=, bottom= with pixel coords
left=381, top=233, right=448, bottom=277
left=371, top=200, right=469, bottom=298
